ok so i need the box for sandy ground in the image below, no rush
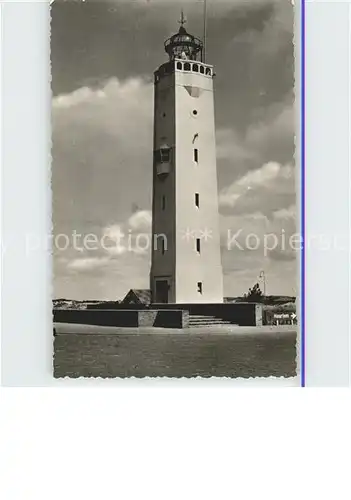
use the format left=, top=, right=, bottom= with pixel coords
left=54, top=323, right=298, bottom=379
left=54, top=322, right=297, bottom=336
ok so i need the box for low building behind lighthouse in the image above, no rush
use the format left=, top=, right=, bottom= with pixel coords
left=150, top=15, right=223, bottom=304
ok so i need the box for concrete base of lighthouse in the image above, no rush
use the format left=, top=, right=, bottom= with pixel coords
left=55, top=301, right=263, bottom=328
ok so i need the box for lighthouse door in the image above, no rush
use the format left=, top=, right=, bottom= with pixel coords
left=155, top=279, right=169, bottom=304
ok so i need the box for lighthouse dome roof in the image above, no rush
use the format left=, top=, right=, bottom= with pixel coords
left=164, top=25, right=203, bottom=61
left=170, top=26, right=195, bottom=44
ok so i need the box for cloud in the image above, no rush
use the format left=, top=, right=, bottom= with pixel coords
left=61, top=208, right=152, bottom=277
left=101, top=224, right=127, bottom=256
left=52, top=86, right=106, bottom=109
left=219, top=204, right=297, bottom=295
left=52, top=73, right=155, bottom=295
left=103, top=224, right=125, bottom=243
left=216, top=99, right=294, bottom=168
left=273, top=205, right=296, bottom=220
left=218, top=155, right=296, bottom=275
left=99, top=211, right=152, bottom=257
left=247, top=101, right=295, bottom=157
left=216, top=129, right=256, bottom=163
left=127, top=210, right=152, bottom=231
left=56, top=208, right=153, bottom=298
left=236, top=161, right=282, bottom=188
left=52, top=78, right=153, bottom=123
left=219, top=161, right=295, bottom=217
left=235, top=0, right=294, bottom=56
left=52, top=77, right=153, bottom=238
left=67, top=257, right=111, bottom=271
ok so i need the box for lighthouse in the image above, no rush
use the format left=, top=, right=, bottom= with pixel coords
left=150, top=13, right=223, bottom=304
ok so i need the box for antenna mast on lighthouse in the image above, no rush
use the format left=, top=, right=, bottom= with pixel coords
left=203, top=0, right=207, bottom=63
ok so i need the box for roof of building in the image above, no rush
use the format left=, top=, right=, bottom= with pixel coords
left=122, top=289, right=151, bottom=305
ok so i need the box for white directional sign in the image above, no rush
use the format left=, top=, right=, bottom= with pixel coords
left=273, top=313, right=297, bottom=319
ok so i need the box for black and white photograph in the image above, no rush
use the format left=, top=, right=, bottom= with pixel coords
left=52, top=0, right=298, bottom=379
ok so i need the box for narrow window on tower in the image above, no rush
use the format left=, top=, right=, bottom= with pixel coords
left=161, top=238, right=166, bottom=255
left=162, top=195, right=166, bottom=211
left=160, top=148, right=170, bottom=163
left=196, top=238, right=201, bottom=253
left=197, top=282, right=203, bottom=294
left=194, top=148, right=199, bottom=163
left=195, top=193, right=199, bottom=208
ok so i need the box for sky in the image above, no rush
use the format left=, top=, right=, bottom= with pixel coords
left=51, top=0, right=296, bottom=300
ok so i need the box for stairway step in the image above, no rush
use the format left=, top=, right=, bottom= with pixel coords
left=189, top=315, right=226, bottom=321
left=188, top=314, right=234, bottom=327
left=189, top=323, right=235, bottom=328
left=189, top=321, right=231, bottom=324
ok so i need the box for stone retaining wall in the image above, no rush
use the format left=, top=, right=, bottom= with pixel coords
left=85, top=302, right=263, bottom=326
left=53, top=309, right=188, bottom=328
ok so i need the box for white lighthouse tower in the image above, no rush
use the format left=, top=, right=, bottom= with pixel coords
left=150, top=13, right=223, bottom=304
